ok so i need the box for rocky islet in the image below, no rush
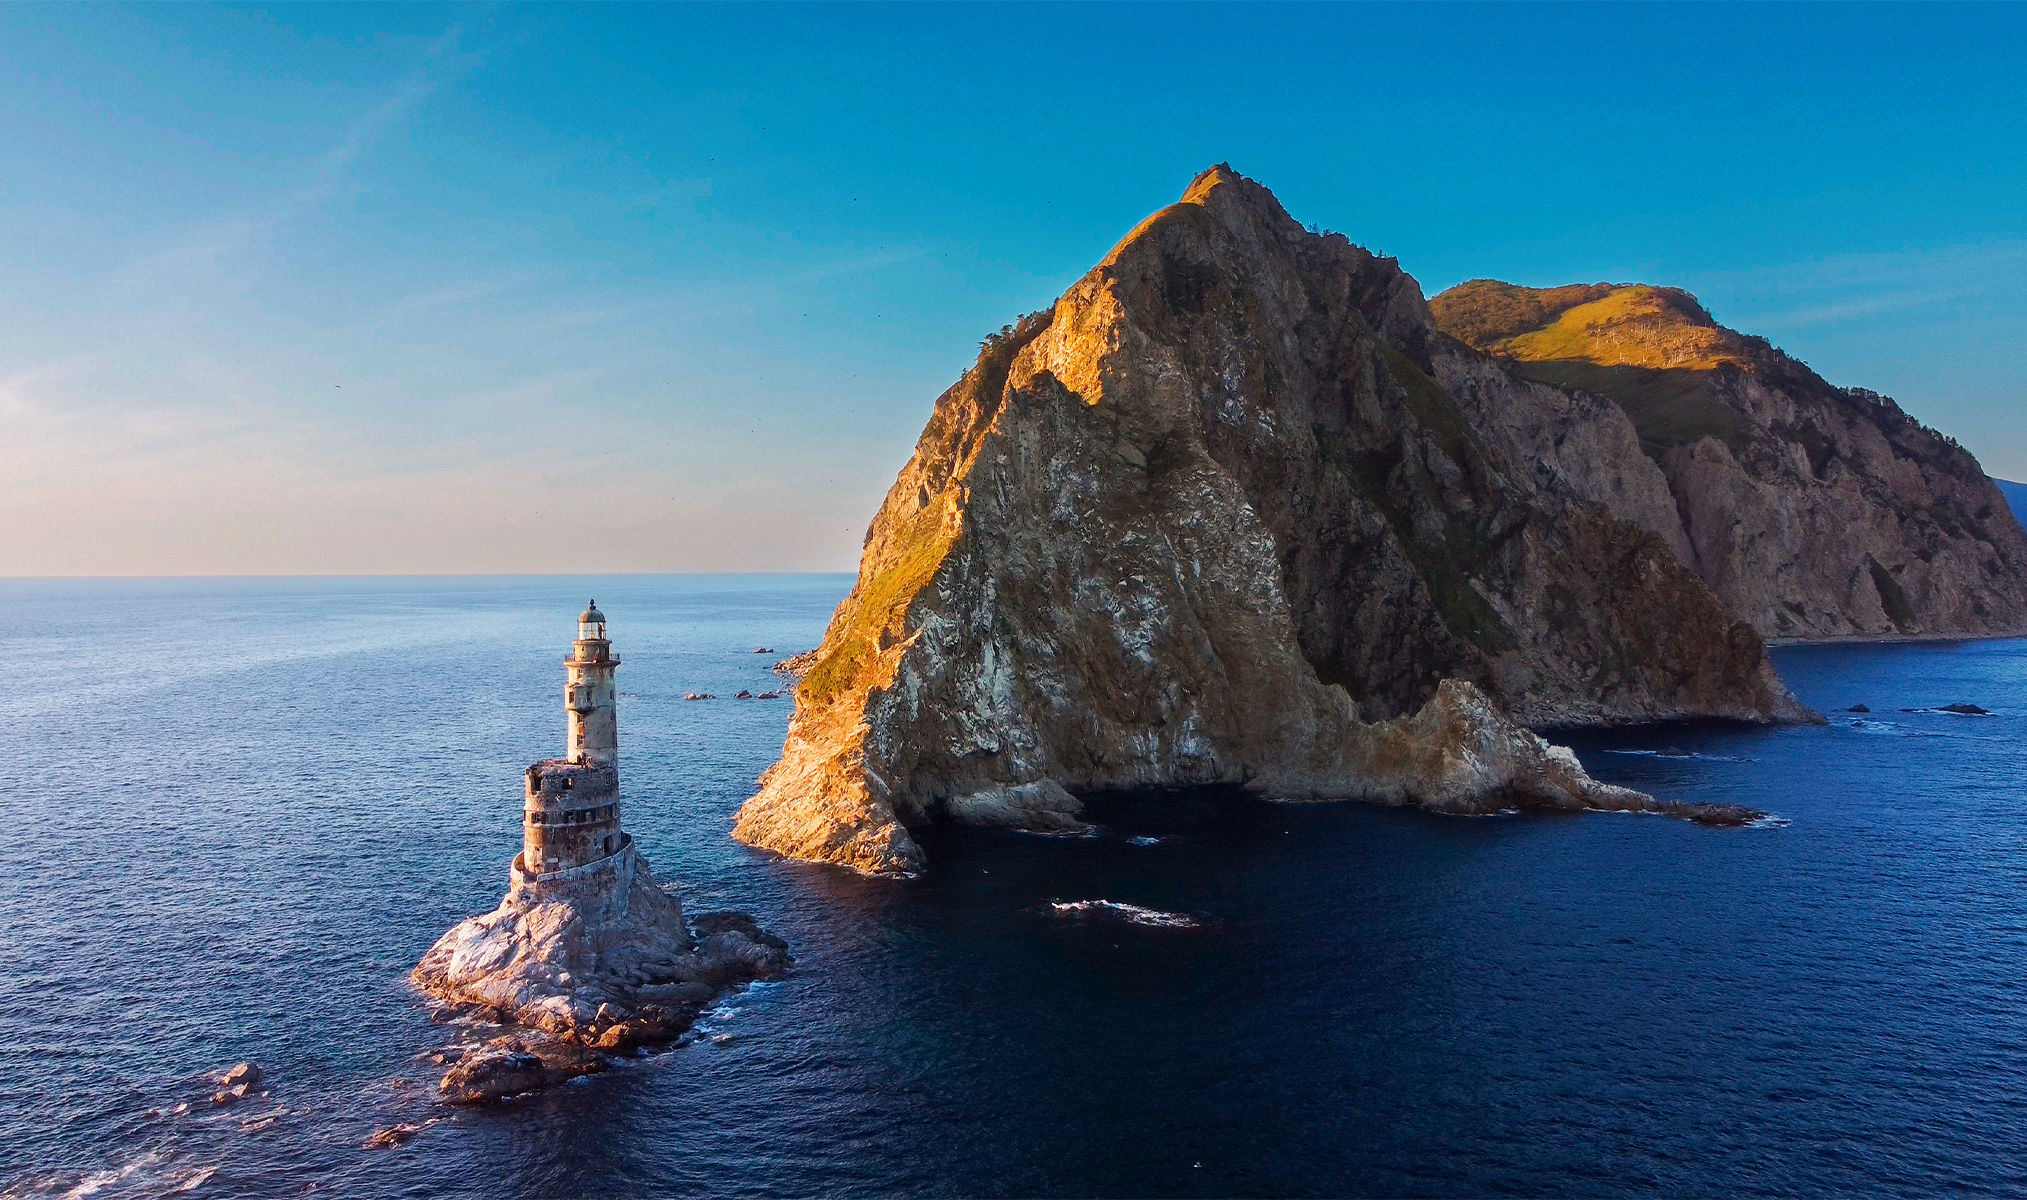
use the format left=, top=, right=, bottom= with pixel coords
left=411, top=606, right=789, bottom=1103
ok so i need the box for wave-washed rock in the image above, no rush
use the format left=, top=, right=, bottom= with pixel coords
left=412, top=864, right=788, bottom=1102
left=209, top=1062, right=263, bottom=1106
left=735, top=165, right=1789, bottom=875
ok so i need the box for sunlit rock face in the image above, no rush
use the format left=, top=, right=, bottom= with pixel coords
left=1433, top=281, right=2027, bottom=640
left=735, top=165, right=1801, bottom=875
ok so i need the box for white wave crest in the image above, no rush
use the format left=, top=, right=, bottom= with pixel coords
left=1049, top=900, right=1199, bottom=928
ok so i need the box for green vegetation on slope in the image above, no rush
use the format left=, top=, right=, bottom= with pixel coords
left=797, top=309, right=1053, bottom=710
left=1431, top=280, right=1759, bottom=460
left=1427, top=280, right=1615, bottom=351
left=1499, top=286, right=1748, bottom=371
left=1302, top=347, right=1520, bottom=658
left=1509, top=359, right=1747, bottom=458
left=798, top=507, right=957, bottom=708
left=1381, top=343, right=1481, bottom=466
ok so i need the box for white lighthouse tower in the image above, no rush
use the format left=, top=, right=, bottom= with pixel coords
left=515, top=601, right=628, bottom=897
left=565, top=600, right=618, bottom=767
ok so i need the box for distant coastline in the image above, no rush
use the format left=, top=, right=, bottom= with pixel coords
left=1768, top=628, right=2027, bottom=648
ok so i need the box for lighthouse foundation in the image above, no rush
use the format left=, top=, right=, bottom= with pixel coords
left=411, top=840, right=784, bottom=1033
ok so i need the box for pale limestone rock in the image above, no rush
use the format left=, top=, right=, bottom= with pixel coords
left=945, top=781, right=1089, bottom=831
left=413, top=853, right=789, bottom=1102
left=413, top=606, right=789, bottom=1098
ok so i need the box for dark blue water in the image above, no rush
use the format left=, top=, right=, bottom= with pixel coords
left=3, top=577, right=2024, bottom=1198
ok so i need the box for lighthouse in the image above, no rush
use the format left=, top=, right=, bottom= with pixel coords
left=414, top=598, right=789, bottom=1067
left=564, top=600, right=618, bottom=767
left=516, top=602, right=628, bottom=890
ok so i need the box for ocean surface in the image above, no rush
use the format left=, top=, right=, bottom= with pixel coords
left=2, top=575, right=2025, bottom=1198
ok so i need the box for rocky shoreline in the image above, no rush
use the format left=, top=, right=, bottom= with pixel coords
left=413, top=893, right=788, bottom=1104
left=408, top=606, right=793, bottom=1103
left=1766, top=628, right=2027, bottom=647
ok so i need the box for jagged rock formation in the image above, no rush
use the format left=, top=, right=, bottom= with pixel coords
left=412, top=855, right=789, bottom=1100
left=414, top=852, right=771, bottom=1029
left=418, top=899, right=789, bottom=1103
left=734, top=165, right=1795, bottom=874
left=1432, top=281, right=2027, bottom=639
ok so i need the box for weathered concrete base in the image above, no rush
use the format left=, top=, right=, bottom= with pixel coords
left=412, top=848, right=788, bottom=1102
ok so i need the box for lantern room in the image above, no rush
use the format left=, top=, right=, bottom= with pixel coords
left=577, top=600, right=607, bottom=643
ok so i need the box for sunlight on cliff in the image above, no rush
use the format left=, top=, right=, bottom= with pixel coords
left=1501, top=285, right=1753, bottom=371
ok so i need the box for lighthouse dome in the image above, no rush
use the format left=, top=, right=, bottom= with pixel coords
left=578, top=601, right=606, bottom=625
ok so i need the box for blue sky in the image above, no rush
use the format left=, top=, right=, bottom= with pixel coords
left=3, top=2, right=2023, bottom=573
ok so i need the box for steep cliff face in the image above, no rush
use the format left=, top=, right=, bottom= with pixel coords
left=734, top=166, right=1797, bottom=874
left=1432, top=280, right=2027, bottom=639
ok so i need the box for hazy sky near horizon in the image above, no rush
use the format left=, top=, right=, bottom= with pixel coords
left=4, top=3, right=2024, bottom=575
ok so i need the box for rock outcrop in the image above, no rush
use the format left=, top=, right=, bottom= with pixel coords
left=734, top=165, right=1796, bottom=874
left=1431, top=280, right=2027, bottom=640
left=425, top=912, right=789, bottom=1105
left=412, top=853, right=788, bottom=1100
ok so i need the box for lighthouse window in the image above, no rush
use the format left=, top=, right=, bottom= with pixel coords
left=562, top=777, right=573, bottom=790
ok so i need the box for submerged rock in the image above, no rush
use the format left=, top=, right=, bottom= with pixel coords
left=734, top=166, right=1785, bottom=874
left=364, top=1121, right=434, bottom=1149
left=1650, top=802, right=1764, bottom=827
left=1939, top=703, right=1991, bottom=715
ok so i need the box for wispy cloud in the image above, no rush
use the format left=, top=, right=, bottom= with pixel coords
left=1700, top=240, right=2027, bottom=330
left=1754, top=285, right=1985, bottom=329
left=104, top=25, right=475, bottom=294
left=295, top=31, right=463, bottom=209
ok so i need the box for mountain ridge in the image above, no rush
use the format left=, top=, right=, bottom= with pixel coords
left=1431, top=279, right=2027, bottom=640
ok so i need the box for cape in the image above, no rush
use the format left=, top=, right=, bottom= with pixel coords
left=736, top=165, right=1802, bottom=873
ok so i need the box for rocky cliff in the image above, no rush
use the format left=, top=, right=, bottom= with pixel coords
left=1431, top=281, right=2027, bottom=639
left=734, top=166, right=1797, bottom=874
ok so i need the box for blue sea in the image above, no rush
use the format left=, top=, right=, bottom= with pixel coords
left=2, top=575, right=2024, bottom=1198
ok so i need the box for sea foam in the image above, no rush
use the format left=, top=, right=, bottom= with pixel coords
left=1049, top=900, right=1199, bottom=928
